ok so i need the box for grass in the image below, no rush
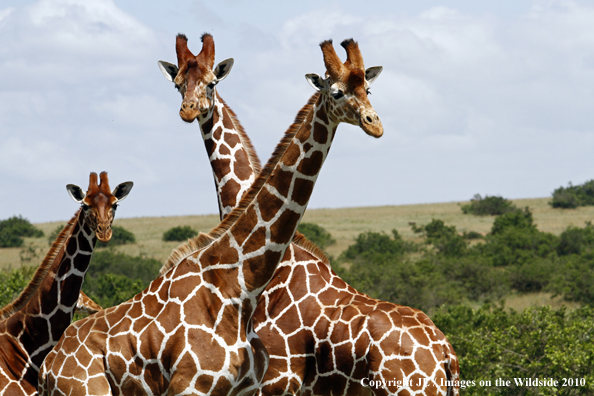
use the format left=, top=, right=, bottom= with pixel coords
left=3, top=197, right=594, bottom=270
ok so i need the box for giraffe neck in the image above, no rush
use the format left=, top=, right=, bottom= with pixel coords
left=225, top=92, right=336, bottom=294
left=198, top=92, right=261, bottom=219
left=11, top=209, right=97, bottom=374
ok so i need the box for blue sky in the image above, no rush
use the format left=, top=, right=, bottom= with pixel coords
left=1, top=0, right=594, bottom=222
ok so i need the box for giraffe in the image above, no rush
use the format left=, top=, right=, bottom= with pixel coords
left=38, top=38, right=384, bottom=396
left=0, top=172, right=133, bottom=396
left=158, top=33, right=259, bottom=219
left=159, top=34, right=460, bottom=396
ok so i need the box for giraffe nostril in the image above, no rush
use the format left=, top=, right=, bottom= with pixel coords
left=365, top=115, right=373, bottom=124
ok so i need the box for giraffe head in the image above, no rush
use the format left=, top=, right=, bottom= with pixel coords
left=66, top=172, right=133, bottom=243
left=158, top=33, right=234, bottom=123
left=306, top=39, right=383, bottom=138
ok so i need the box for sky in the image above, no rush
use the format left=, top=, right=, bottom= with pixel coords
left=1, top=0, right=594, bottom=223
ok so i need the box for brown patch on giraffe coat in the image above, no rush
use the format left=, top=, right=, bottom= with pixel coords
left=314, top=373, right=347, bottom=396
left=313, top=121, right=328, bottom=144
left=334, top=342, right=354, bottom=372
left=160, top=302, right=181, bottom=334
left=315, top=341, right=335, bottom=374
left=297, top=151, right=324, bottom=177
left=268, top=168, right=294, bottom=198
left=187, top=327, right=227, bottom=371
left=219, top=142, right=231, bottom=155
left=211, top=158, right=231, bottom=182
left=204, top=138, right=216, bottom=156
left=200, top=110, right=214, bottom=132
left=257, top=187, right=284, bottom=223
left=415, top=347, right=437, bottom=374
left=329, top=320, right=349, bottom=344
left=234, top=149, right=253, bottom=181
left=313, top=316, right=331, bottom=340
left=220, top=179, right=240, bottom=209
left=242, top=227, right=266, bottom=255
left=183, top=289, right=223, bottom=327
left=212, top=126, right=223, bottom=141
left=224, top=132, right=240, bottom=148
left=141, top=294, right=162, bottom=319
left=265, top=284, right=292, bottom=318
left=243, top=250, right=282, bottom=291
left=408, top=326, right=431, bottom=346
left=275, top=304, right=300, bottom=333
left=291, top=177, right=314, bottom=207
left=287, top=265, right=308, bottom=301
left=283, top=142, right=302, bottom=167
left=231, top=206, right=258, bottom=246
left=270, top=209, right=301, bottom=245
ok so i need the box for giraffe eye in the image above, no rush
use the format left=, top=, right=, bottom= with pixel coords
left=207, top=82, right=216, bottom=90
left=81, top=203, right=90, bottom=211
left=366, top=88, right=371, bottom=95
left=331, top=90, right=344, bottom=100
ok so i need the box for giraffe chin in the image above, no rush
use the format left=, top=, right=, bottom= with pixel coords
left=179, top=109, right=199, bottom=123
left=360, top=122, right=384, bottom=138
left=96, top=230, right=112, bottom=243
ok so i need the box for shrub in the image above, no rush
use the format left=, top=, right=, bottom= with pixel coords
left=162, top=226, right=198, bottom=242
left=432, top=305, right=594, bottom=395
left=0, top=266, right=36, bottom=307
left=0, top=215, right=44, bottom=248
left=557, top=222, right=594, bottom=256
left=297, top=222, right=336, bottom=250
left=83, top=250, right=162, bottom=308
left=550, top=179, right=594, bottom=209
left=86, top=250, right=161, bottom=286
left=98, top=225, right=136, bottom=247
left=83, top=273, right=146, bottom=308
left=490, top=207, right=535, bottom=235
left=550, top=253, right=594, bottom=305
left=461, top=194, right=516, bottom=216
left=462, top=231, right=483, bottom=240
left=413, top=219, right=467, bottom=257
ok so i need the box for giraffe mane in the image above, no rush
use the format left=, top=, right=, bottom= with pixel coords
left=161, top=92, right=321, bottom=273
left=291, top=231, right=330, bottom=264
left=216, top=92, right=262, bottom=175
left=0, top=210, right=81, bottom=320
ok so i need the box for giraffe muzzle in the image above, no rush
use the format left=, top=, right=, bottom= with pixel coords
left=180, top=102, right=200, bottom=122
left=359, top=109, right=383, bottom=138
left=96, top=224, right=112, bottom=243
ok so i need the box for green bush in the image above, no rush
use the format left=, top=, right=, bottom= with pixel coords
left=550, top=180, right=594, bottom=209
left=83, top=273, right=146, bottom=308
left=557, top=222, right=594, bottom=256
left=461, top=194, right=516, bottom=216
left=433, top=305, right=594, bottom=395
left=550, top=253, right=594, bottom=305
left=86, top=250, right=161, bottom=286
left=297, top=222, right=336, bottom=250
left=0, top=266, right=36, bottom=307
left=82, top=250, right=161, bottom=308
left=98, top=225, right=136, bottom=248
left=413, top=219, right=467, bottom=257
left=162, top=226, right=198, bottom=242
left=0, top=215, right=44, bottom=248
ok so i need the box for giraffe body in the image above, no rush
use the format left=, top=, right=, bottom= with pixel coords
left=39, top=37, right=384, bottom=396
left=159, top=35, right=460, bottom=396
left=0, top=172, right=132, bottom=396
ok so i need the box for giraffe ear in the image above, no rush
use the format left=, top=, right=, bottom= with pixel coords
left=66, top=184, right=85, bottom=203
left=365, top=66, right=383, bottom=85
left=305, top=73, right=326, bottom=91
left=213, top=58, right=234, bottom=82
left=113, top=182, right=134, bottom=202
left=158, top=61, right=179, bottom=83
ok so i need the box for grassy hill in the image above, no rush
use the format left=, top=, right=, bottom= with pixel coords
left=3, top=196, right=594, bottom=271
